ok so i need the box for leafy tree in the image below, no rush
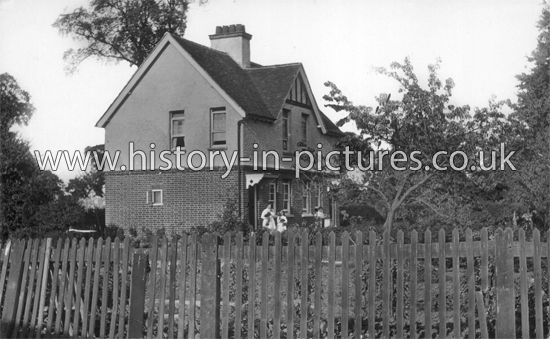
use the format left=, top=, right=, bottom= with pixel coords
left=498, top=8, right=550, bottom=229
left=514, top=9, right=550, bottom=137
left=66, top=144, right=105, bottom=200
left=0, top=73, right=35, bottom=134
left=1, top=73, right=37, bottom=236
left=324, top=58, right=498, bottom=232
left=53, top=0, right=206, bottom=73
left=0, top=73, right=85, bottom=239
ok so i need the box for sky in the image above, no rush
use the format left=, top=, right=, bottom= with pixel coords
left=0, top=0, right=543, bottom=182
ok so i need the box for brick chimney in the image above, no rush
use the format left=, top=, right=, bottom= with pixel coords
left=209, top=24, right=252, bottom=68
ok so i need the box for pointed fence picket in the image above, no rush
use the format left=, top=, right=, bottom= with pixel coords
left=0, top=227, right=550, bottom=338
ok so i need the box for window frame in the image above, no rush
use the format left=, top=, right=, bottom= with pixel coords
left=314, top=184, right=321, bottom=209
left=268, top=182, right=277, bottom=208
left=282, top=109, right=290, bottom=151
left=210, top=107, right=227, bottom=147
left=301, top=113, right=308, bottom=144
left=170, top=110, right=185, bottom=150
left=282, top=181, right=291, bottom=213
left=152, top=189, right=163, bottom=206
left=302, top=181, right=311, bottom=214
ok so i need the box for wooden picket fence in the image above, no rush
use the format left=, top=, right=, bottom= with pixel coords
left=0, top=227, right=548, bottom=338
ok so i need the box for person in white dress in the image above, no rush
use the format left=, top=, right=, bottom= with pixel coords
left=276, top=210, right=288, bottom=232
left=261, top=204, right=276, bottom=232
left=314, top=207, right=326, bottom=227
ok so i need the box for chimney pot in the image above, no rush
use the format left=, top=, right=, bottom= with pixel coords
left=209, top=24, right=252, bottom=68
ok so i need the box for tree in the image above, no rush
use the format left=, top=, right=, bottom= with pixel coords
left=324, top=58, right=495, bottom=232
left=499, top=7, right=550, bottom=228
left=0, top=73, right=85, bottom=239
left=1, top=73, right=37, bottom=236
left=66, top=144, right=105, bottom=201
left=65, top=144, right=106, bottom=232
left=514, top=9, right=550, bottom=137
left=0, top=73, right=34, bottom=134
left=53, top=0, right=206, bottom=73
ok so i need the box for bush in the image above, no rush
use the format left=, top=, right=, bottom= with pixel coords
left=339, top=203, right=384, bottom=227
left=189, top=196, right=251, bottom=237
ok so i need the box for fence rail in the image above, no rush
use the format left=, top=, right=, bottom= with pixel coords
left=0, top=227, right=548, bottom=338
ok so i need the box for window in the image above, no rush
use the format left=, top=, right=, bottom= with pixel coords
left=282, top=110, right=290, bottom=151
left=301, top=114, right=308, bottom=143
left=268, top=183, right=276, bottom=208
left=171, top=111, right=185, bottom=149
left=152, top=189, right=163, bottom=206
left=314, top=185, right=321, bottom=208
left=302, top=181, right=311, bottom=214
left=211, top=107, right=226, bottom=147
left=282, top=181, right=291, bottom=213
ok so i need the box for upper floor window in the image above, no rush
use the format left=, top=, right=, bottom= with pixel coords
left=170, top=111, right=185, bottom=150
left=282, top=109, right=290, bottom=151
left=301, top=114, right=308, bottom=143
left=211, top=107, right=226, bottom=147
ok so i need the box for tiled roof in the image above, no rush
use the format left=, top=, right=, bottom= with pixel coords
left=247, top=64, right=344, bottom=136
left=245, top=64, right=301, bottom=118
left=320, top=111, right=345, bottom=136
left=171, top=34, right=275, bottom=120
left=171, top=34, right=343, bottom=136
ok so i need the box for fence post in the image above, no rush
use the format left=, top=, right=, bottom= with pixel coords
left=495, top=227, right=515, bottom=339
left=200, top=233, right=221, bottom=339
left=0, top=239, right=26, bottom=338
left=128, top=253, right=148, bottom=339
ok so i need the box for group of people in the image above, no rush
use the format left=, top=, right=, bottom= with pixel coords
left=260, top=204, right=287, bottom=233
left=260, top=204, right=328, bottom=233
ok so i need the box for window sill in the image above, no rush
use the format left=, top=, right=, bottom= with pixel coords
left=285, top=214, right=295, bottom=218
left=209, top=146, right=227, bottom=151
left=152, top=203, right=164, bottom=206
left=301, top=213, right=314, bottom=217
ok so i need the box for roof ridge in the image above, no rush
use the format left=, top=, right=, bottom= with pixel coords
left=169, top=33, right=231, bottom=57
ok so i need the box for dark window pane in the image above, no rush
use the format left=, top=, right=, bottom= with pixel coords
left=173, top=136, right=185, bottom=148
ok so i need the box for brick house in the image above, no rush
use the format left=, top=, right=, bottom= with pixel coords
left=96, top=24, right=344, bottom=233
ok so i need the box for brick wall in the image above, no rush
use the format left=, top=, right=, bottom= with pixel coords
left=105, top=168, right=243, bottom=234
left=105, top=167, right=336, bottom=235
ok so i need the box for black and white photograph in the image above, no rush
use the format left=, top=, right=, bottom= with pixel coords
left=0, top=0, right=548, bottom=338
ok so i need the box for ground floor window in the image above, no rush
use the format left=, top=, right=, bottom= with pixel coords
left=268, top=182, right=276, bottom=208
left=302, top=181, right=311, bottom=214
left=283, top=181, right=291, bottom=213
left=152, top=189, right=163, bottom=205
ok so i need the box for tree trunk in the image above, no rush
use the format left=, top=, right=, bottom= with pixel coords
left=384, top=208, right=396, bottom=232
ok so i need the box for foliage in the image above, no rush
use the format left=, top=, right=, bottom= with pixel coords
left=53, top=0, right=207, bottom=73
left=0, top=73, right=35, bottom=134
left=66, top=144, right=105, bottom=200
left=0, top=73, right=87, bottom=240
left=324, top=58, right=508, bottom=232
left=198, top=196, right=252, bottom=236
left=498, top=7, right=550, bottom=228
